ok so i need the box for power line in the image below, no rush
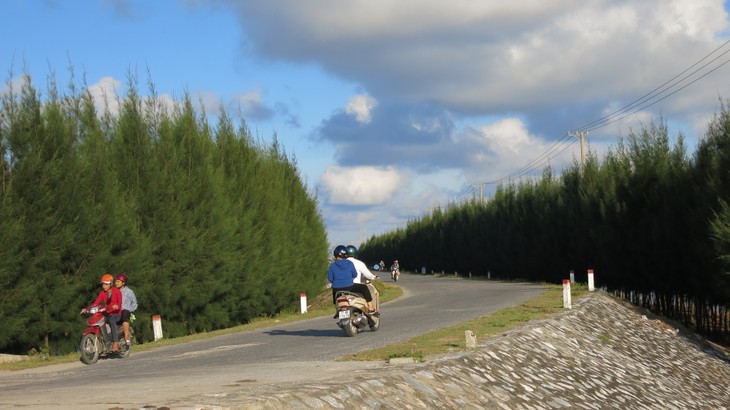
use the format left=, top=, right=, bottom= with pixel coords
left=574, top=39, right=730, bottom=133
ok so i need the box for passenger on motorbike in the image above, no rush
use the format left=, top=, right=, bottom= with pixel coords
left=81, top=273, right=123, bottom=352
left=346, top=245, right=380, bottom=311
left=345, top=245, right=378, bottom=284
left=328, top=245, right=378, bottom=315
left=114, top=273, right=137, bottom=347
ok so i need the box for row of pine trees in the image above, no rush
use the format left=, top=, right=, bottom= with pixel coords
left=0, top=72, right=329, bottom=355
left=361, top=109, right=730, bottom=345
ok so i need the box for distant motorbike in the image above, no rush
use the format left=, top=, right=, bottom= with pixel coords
left=79, top=305, right=132, bottom=364
left=334, top=282, right=380, bottom=337
left=391, top=267, right=400, bottom=282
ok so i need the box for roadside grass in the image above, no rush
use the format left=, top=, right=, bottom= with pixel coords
left=338, top=282, right=589, bottom=362
left=0, top=280, right=402, bottom=371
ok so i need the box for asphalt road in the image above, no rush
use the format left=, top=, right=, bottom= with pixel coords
left=0, top=274, right=546, bottom=409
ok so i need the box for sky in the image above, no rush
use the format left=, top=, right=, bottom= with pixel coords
left=3, top=0, right=730, bottom=249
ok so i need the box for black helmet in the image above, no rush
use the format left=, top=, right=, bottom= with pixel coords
left=333, top=245, right=348, bottom=258
left=345, top=245, right=358, bottom=257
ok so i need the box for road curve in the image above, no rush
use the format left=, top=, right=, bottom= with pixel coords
left=0, top=274, right=546, bottom=409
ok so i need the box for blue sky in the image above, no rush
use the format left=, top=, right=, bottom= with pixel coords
left=3, top=1, right=730, bottom=249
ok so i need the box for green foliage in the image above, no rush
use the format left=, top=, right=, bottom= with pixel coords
left=0, top=69, right=328, bottom=354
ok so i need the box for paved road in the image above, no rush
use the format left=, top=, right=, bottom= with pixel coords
left=0, top=274, right=546, bottom=409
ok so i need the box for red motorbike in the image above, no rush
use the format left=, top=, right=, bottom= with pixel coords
left=79, top=305, right=131, bottom=364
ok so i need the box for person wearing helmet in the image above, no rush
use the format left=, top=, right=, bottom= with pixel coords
left=345, top=245, right=380, bottom=310
left=81, top=273, right=123, bottom=352
left=327, top=245, right=378, bottom=315
left=345, top=245, right=378, bottom=283
left=114, top=273, right=138, bottom=347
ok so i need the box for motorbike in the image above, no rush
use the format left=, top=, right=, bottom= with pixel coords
left=334, top=282, right=380, bottom=337
left=391, top=267, right=400, bottom=282
left=79, top=305, right=132, bottom=364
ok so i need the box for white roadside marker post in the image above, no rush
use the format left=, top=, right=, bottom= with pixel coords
left=563, top=280, right=572, bottom=309
left=152, top=315, right=163, bottom=341
left=588, top=269, right=595, bottom=292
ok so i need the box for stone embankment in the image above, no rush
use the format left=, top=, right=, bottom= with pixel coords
left=170, top=292, right=730, bottom=409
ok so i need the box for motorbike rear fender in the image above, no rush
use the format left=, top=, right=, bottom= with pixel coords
left=82, top=327, right=101, bottom=336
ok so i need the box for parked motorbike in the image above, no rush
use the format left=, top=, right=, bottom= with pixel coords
left=391, top=267, right=400, bottom=282
left=334, top=282, right=380, bottom=337
left=79, top=305, right=131, bottom=364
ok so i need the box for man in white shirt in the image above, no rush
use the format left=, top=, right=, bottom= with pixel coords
left=345, top=245, right=380, bottom=311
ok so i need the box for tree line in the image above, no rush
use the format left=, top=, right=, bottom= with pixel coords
left=0, top=71, right=329, bottom=355
left=361, top=107, right=730, bottom=345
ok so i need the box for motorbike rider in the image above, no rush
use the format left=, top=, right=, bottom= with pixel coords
left=81, top=273, right=123, bottom=352
left=328, top=245, right=378, bottom=316
left=345, top=245, right=378, bottom=284
left=114, top=273, right=137, bottom=347
left=391, top=260, right=400, bottom=272
left=345, top=245, right=380, bottom=311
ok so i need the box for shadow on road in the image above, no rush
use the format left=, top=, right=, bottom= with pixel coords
left=264, top=329, right=345, bottom=337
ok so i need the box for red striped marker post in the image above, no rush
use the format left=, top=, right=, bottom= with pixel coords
left=563, top=280, right=572, bottom=309
left=300, top=293, right=307, bottom=314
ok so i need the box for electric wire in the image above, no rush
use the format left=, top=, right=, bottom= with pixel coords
left=575, top=39, right=730, bottom=133
left=584, top=55, right=730, bottom=133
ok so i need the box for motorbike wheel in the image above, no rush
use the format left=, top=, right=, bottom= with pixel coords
left=79, top=334, right=100, bottom=365
left=343, top=318, right=359, bottom=337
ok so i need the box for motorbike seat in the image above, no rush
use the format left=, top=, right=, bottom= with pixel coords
left=335, top=290, right=364, bottom=299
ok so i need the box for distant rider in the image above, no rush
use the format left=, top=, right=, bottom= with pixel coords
left=328, top=245, right=378, bottom=316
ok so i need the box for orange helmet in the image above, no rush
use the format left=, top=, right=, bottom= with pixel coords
left=100, top=274, right=114, bottom=284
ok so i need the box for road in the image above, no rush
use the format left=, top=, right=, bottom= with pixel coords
left=0, top=274, right=546, bottom=409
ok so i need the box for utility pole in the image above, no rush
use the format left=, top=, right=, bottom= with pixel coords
left=472, top=183, right=486, bottom=204
left=569, top=131, right=588, bottom=171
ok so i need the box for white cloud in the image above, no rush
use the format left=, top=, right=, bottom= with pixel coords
left=320, top=165, right=404, bottom=205
left=86, top=76, right=122, bottom=116
left=345, top=93, right=378, bottom=123
left=0, top=76, right=26, bottom=97
left=473, top=118, right=531, bottom=155
left=226, top=0, right=730, bottom=117
left=232, top=89, right=263, bottom=110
